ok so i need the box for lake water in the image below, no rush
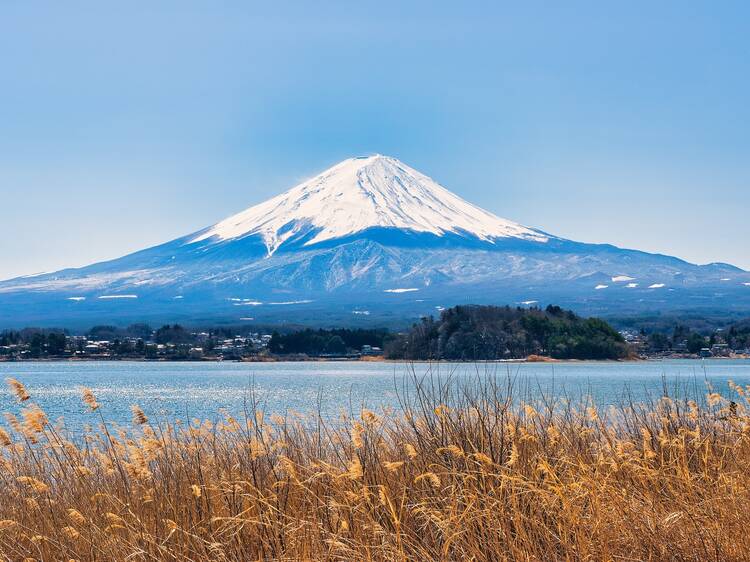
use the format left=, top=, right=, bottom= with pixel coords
left=1, top=359, right=749, bottom=429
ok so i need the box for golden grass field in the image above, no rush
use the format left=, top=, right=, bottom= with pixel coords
left=1, top=373, right=749, bottom=561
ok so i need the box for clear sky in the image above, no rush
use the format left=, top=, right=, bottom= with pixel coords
left=1, top=1, right=748, bottom=279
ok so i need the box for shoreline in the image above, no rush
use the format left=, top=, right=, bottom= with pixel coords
left=1, top=355, right=747, bottom=364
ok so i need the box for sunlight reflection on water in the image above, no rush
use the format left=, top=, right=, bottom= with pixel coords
left=0, top=359, right=748, bottom=429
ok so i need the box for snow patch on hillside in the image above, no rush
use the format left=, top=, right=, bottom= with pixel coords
left=384, top=288, right=420, bottom=293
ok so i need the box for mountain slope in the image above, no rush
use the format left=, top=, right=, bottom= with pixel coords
left=1, top=155, right=748, bottom=328
left=190, top=155, right=549, bottom=254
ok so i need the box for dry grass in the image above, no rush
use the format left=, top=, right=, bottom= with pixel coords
left=1, top=372, right=750, bottom=561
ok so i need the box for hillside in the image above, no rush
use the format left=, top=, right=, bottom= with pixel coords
left=386, top=304, right=629, bottom=360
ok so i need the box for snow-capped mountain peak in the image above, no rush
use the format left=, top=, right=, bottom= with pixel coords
left=190, top=155, right=549, bottom=255
left=3, top=154, right=750, bottom=327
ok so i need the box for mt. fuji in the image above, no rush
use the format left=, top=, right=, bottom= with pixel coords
left=1, top=155, right=748, bottom=328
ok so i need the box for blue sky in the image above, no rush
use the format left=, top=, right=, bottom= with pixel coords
left=1, top=1, right=748, bottom=279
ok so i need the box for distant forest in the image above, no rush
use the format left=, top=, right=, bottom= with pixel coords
left=385, top=305, right=629, bottom=361
left=268, top=328, right=391, bottom=356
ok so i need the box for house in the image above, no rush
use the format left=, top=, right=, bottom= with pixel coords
left=673, top=340, right=689, bottom=353
left=361, top=345, right=383, bottom=356
left=711, top=343, right=731, bottom=357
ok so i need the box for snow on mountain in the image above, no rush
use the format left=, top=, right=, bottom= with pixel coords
left=190, top=155, right=549, bottom=254
left=1, top=154, right=749, bottom=327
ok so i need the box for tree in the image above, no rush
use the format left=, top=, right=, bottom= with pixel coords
left=324, top=335, right=346, bottom=354
left=89, top=325, right=120, bottom=341
left=648, top=333, right=670, bottom=353
left=47, top=332, right=67, bottom=355
left=28, top=333, right=46, bottom=358
left=155, top=324, right=191, bottom=344
left=687, top=333, right=706, bottom=354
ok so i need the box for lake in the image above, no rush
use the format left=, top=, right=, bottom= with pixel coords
left=1, top=359, right=749, bottom=429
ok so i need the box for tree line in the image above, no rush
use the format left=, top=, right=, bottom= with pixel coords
left=644, top=321, right=750, bottom=353
left=268, top=328, right=391, bottom=355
